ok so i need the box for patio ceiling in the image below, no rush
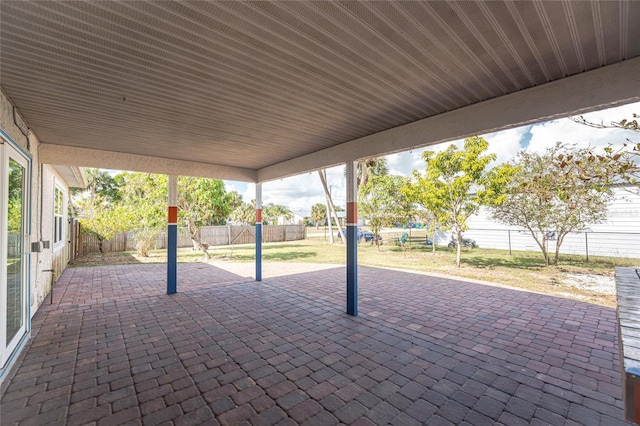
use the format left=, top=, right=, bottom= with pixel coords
left=1, top=1, right=640, bottom=182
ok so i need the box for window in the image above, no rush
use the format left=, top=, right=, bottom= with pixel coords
left=54, top=186, right=64, bottom=246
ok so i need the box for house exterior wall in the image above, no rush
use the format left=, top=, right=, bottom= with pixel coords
left=0, top=89, right=80, bottom=379
left=1, top=89, right=76, bottom=315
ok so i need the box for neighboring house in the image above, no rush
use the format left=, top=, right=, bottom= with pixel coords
left=278, top=209, right=310, bottom=225
left=0, top=89, right=86, bottom=380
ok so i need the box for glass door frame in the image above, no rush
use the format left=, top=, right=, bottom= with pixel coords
left=0, top=134, right=31, bottom=368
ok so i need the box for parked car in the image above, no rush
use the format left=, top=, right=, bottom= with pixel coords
left=337, top=228, right=382, bottom=242
left=447, top=235, right=478, bottom=249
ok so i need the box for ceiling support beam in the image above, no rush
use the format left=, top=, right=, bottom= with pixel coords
left=258, top=57, right=640, bottom=182
left=39, top=144, right=257, bottom=182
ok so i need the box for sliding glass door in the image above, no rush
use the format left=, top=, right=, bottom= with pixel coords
left=1, top=140, right=29, bottom=367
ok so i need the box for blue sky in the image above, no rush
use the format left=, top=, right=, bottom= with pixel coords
left=226, top=101, right=639, bottom=212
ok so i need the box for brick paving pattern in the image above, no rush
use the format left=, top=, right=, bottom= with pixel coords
left=0, top=263, right=632, bottom=425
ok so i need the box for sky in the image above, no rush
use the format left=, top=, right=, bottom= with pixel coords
left=225, top=101, right=639, bottom=213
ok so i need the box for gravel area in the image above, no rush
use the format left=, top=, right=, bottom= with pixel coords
left=563, top=273, right=616, bottom=295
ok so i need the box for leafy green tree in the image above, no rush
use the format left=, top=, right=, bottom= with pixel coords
left=227, top=191, right=244, bottom=212
left=232, top=201, right=256, bottom=226
left=7, top=160, right=24, bottom=235
left=488, top=142, right=616, bottom=266
left=117, top=172, right=167, bottom=256
left=75, top=168, right=121, bottom=202
left=263, top=203, right=293, bottom=225
left=178, top=176, right=232, bottom=260
left=410, top=136, right=498, bottom=267
left=78, top=198, right=134, bottom=255
left=310, top=203, right=326, bottom=228
left=359, top=174, right=409, bottom=250
left=114, top=172, right=234, bottom=259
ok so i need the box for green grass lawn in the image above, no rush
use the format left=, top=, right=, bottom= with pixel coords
left=73, top=232, right=638, bottom=308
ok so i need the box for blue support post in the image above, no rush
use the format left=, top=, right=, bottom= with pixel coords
left=255, top=182, right=262, bottom=282
left=167, top=223, right=177, bottom=294
left=346, top=223, right=357, bottom=315
left=167, top=174, right=177, bottom=294
left=346, top=161, right=358, bottom=316
left=256, top=223, right=262, bottom=281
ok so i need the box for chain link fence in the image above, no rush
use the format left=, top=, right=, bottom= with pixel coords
left=457, top=228, right=640, bottom=261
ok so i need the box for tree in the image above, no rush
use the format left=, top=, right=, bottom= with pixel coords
left=74, top=168, right=121, bottom=202
left=227, top=191, right=244, bottom=212
left=232, top=201, right=255, bottom=226
left=178, top=176, right=232, bottom=260
left=401, top=183, right=440, bottom=255
left=263, top=203, right=293, bottom=225
left=410, top=136, right=498, bottom=267
left=564, top=113, right=639, bottom=189
left=402, top=179, right=441, bottom=255
left=310, top=203, right=326, bottom=228
left=488, top=142, right=616, bottom=266
left=78, top=198, right=134, bottom=256
left=359, top=174, right=409, bottom=250
left=357, top=157, right=388, bottom=187
left=117, top=172, right=167, bottom=256
left=114, top=172, right=234, bottom=259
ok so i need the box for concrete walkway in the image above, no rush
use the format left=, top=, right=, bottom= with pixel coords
left=0, top=263, right=632, bottom=425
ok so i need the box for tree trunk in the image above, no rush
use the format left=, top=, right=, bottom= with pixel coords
left=523, top=227, right=551, bottom=266
left=98, top=236, right=105, bottom=259
left=553, top=233, right=565, bottom=266
left=318, top=170, right=345, bottom=243
left=431, top=230, right=436, bottom=255
left=187, top=222, right=210, bottom=260
left=373, top=226, right=381, bottom=251
left=538, top=235, right=550, bottom=266
left=326, top=203, right=333, bottom=244
left=455, top=228, right=462, bottom=268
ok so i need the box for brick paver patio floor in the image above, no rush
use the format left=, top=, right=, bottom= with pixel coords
left=0, top=263, right=632, bottom=425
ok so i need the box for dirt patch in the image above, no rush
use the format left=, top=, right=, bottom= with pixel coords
left=562, top=273, right=615, bottom=295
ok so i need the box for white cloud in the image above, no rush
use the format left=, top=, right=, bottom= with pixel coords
left=386, top=150, right=428, bottom=177
left=527, top=102, right=639, bottom=155
left=261, top=166, right=346, bottom=210
left=483, top=125, right=531, bottom=166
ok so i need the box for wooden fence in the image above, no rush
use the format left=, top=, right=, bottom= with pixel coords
left=78, top=224, right=306, bottom=255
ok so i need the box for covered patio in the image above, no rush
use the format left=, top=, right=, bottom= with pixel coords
left=1, top=1, right=640, bottom=423
left=1, top=264, right=629, bottom=425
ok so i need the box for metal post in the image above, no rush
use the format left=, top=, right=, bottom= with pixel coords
left=508, top=230, right=512, bottom=256
left=256, top=183, right=262, bottom=281
left=346, top=161, right=358, bottom=316
left=167, top=174, right=178, bottom=294
left=69, top=218, right=75, bottom=264
left=585, top=232, right=589, bottom=262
